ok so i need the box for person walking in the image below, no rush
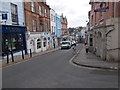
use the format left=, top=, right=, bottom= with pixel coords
left=72, top=44, right=76, bottom=54
left=85, top=44, right=89, bottom=53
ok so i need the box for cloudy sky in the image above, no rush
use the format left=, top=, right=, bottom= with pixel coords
left=47, top=0, right=91, bottom=28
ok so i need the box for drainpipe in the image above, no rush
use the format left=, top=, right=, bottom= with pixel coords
left=114, top=2, right=116, bottom=18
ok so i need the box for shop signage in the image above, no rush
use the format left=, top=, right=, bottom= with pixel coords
left=43, top=33, right=49, bottom=35
left=94, top=6, right=109, bottom=12
left=51, top=32, right=55, bottom=35
left=48, top=37, right=50, bottom=40
left=0, top=11, right=8, bottom=13
left=2, top=14, right=7, bottom=20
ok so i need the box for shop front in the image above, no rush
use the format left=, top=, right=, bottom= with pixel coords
left=1, top=25, right=27, bottom=56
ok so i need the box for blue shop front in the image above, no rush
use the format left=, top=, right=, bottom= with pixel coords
left=1, top=25, right=27, bottom=56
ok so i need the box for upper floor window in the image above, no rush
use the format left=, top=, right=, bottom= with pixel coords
left=31, top=1, right=35, bottom=12
left=45, top=9, right=47, bottom=17
left=40, top=20, right=43, bottom=32
left=11, top=3, right=18, bottom=24
left=39, top=6, right=42, bottom=16
left=91, top=15, right=94, bottom=25
left=99, top=3, right=106, bottom=20
left=32, top=20, right=36, bottom=32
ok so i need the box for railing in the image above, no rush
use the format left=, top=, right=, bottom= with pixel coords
left=2, top=49, right=33, bottom=64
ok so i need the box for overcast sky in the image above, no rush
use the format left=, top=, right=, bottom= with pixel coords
left=47, top=0, right=91, bottom=28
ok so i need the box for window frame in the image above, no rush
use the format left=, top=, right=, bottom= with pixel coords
left=11, top=3, right=18, bottom=24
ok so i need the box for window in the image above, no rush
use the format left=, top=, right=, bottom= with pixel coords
left=99, top=3, right=106, bottom=20
left=54, top=16, right=56, bottom=22
left=39, top=6, right=42, bottom=16
left=31, top=1, right=34, bottom=12
left=37, top=39, right=41, bottom=49
left=91, top=15, right=94, bottom=25
left=45, top=22, right=48, bottom=32
left=32, top=20, right=36, bottom=32
left=52, top=26, right=53, bottom=32
left=90, top=38, right=93, bottom=46
left=45, top=9, right=47, bottom=17
left=11, top=3, right=18, bottom=24
left=40, top=20, right=43, bottom=32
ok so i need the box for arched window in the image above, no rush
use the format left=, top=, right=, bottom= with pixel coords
left=37, top=39, right=41, bottom=49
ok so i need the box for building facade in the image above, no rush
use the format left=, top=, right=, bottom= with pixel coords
left=89, top=1, right=120, bottom=61
left=61, top=14, right=68, bottom=35
left=50, top=9, right=58, bottom=48
left=24, top=0, right=51, bottom=53
left=56, top=13, right=62, bottom=45
left=0, top=0, right=27, bottom=55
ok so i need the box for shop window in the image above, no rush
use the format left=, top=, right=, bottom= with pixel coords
left=37, top=39, right=41, bottom=49
left=11, top=3, right=18, bottom=24
left=17, top=33, right=23, bottom=50
left=2, top=33, right=23, bottom=53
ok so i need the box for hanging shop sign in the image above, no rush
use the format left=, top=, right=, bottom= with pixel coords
left=2, top=13, right=7, bottom=20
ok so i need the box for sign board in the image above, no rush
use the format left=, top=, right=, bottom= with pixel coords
left=2, top=14, right=7, bottom=20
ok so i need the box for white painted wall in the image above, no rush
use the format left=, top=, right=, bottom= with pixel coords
left=50, top=9, right=56, bottom=34
left=0, top=0, right=25, bottom=26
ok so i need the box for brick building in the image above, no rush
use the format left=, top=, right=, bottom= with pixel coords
left=61, top=14, right=68, bottom=41
left=89, top=1, right=120, bottom=61
left=24, top=0, right=51, bottom=53
left=61, top=14, right=68, bottom=35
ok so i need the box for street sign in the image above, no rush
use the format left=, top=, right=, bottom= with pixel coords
left=2, top=13, right=7, bottom=20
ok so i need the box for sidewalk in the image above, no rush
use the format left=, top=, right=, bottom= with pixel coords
left=1, top=47, right=60, bottom=68
left=72, top=44, right=119, bottom=70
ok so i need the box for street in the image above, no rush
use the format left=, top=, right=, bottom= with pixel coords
left=3, top=44, right=118, bottom=88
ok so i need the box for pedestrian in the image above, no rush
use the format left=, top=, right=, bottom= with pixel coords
left=85, top=44, right=89, bottom=53
left=53, top=42, right=55, bottom=48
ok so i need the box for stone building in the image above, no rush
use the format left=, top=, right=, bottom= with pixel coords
left=89, top=1, right=120, bottom=61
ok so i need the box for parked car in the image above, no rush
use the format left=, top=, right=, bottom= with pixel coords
left=61, top=41, right=71, bottom=49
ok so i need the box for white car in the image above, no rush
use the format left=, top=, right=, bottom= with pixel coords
left=61, top=41, right=71, bottom=49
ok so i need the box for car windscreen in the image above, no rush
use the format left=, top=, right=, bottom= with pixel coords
left=62, top=42, right=70, bottom=45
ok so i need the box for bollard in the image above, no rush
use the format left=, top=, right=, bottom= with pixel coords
left=22, top=50, right=24, bottom=59
left=11, top=51, right=14, bottom=62
left=7, top=52, right=9, bottom=64
left=30, top=49, right=32, bottom=57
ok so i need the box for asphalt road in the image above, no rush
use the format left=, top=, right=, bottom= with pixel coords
left=2, top=44, right=118, bottom=88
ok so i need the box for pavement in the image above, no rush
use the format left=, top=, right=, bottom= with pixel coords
left=1, top=46, right=60, bottom=68
left=72, top=44, right=119, bottom=70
